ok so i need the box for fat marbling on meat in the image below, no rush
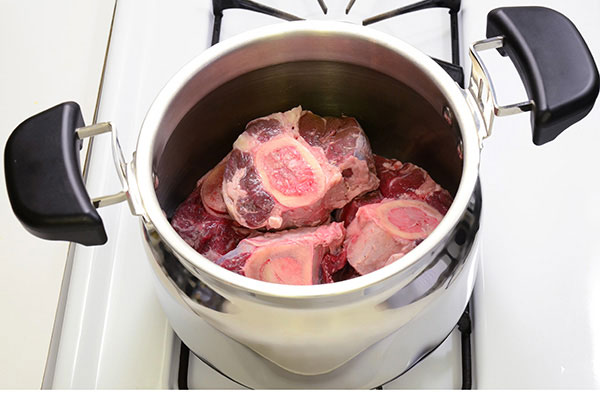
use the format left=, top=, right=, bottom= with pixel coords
left=222, top=106, right=379, bottom=230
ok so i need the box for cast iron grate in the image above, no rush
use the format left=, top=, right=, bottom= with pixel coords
left=211, top=0, right=464, bottom=87
left=176, top=0, right=471, bottom=389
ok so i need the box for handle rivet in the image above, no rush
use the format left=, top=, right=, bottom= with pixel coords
left=443, top=106, right=454, bottom=126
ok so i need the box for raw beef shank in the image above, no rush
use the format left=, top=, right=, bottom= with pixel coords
left=344, top=199, right=444, bottom=275
left=341, top=155, right=453, bottom=275
left=338, top=155, right=453, bottom=226
left=222, top=107, right=379, bottom=230
left=171, top=107, right=453, bottom=284
left=374, top=155, right=452, bottom=215
left=216, top=222, right=346, bottom=285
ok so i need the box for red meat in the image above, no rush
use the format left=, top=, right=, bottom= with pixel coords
left=170, top=185, right=249, bottom=262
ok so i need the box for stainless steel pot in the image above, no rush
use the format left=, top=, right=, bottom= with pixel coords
left=5, top=7, right=598, bottom=389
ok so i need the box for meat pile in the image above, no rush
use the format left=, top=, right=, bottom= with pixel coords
left=171, top=106, right=452, bottom=285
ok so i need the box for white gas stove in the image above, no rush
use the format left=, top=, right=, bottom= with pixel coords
left=44, top=0, right=600, bottom=389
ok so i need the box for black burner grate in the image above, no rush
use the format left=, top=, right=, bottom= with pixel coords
left=176, top=0, right=472, bottom=389
left=211, top=0, right=304, bottom=45
left=211, top=0, right=464, bottom=86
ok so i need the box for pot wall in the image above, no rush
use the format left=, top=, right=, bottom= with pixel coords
left=141, top=183, right=481, bottom=384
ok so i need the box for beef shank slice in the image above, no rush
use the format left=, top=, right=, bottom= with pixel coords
left=222, top=106, right=378, bottom=230
left=345, top=199, right=443, bottom=275
left=216, top=222, right=345, bottom=285
left=339, top=155, right=453, bottom=226
left=375, top=155, right=453, bottom=214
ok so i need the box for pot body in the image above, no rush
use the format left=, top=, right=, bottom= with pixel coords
left=142, top=189, right=480, bottom=388
left=132, top=21, right=483, bottom=387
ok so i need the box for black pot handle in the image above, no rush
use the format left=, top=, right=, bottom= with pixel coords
left=4, top=102, right=107, bottom=246
left=486, top=6, right=599, bottom=145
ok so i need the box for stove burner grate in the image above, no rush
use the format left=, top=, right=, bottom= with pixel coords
left=210, top=0, right=464, bottom=86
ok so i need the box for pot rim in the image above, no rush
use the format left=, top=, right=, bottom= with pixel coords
left=134, top=20, right=480, bottom=299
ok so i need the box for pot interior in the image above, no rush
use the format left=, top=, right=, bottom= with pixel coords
left=155, top=60, right=463, bottom=216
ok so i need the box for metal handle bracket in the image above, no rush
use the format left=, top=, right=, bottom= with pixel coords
left=76, top=123, right=144, bottom=216
left=467, top=36, right=534, bottom=141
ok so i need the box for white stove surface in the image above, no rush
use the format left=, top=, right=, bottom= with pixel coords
left=48, top=0, right=600, bottom=389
